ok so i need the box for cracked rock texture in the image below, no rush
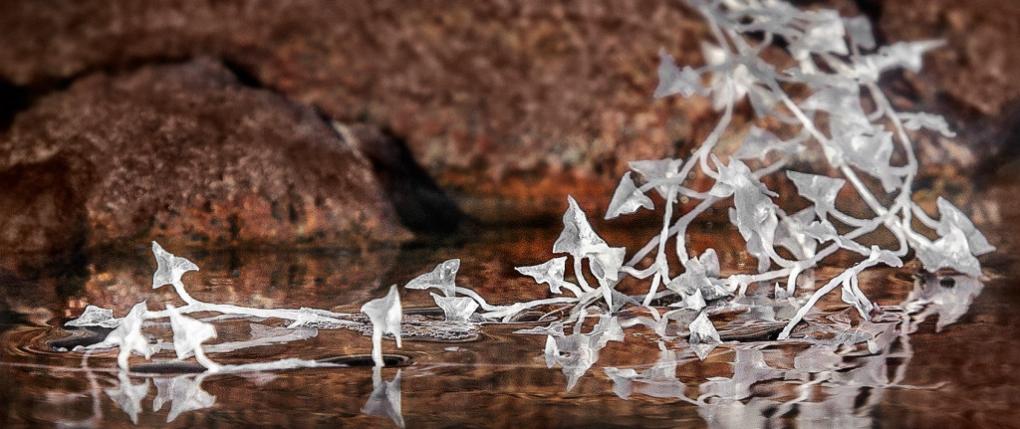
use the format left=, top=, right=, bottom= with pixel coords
left=0, top=0, right=1015, bottom=247
left=0, top=59, right=410, bottom=254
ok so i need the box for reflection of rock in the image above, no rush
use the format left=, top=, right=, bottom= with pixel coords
left=0, top=59, right=409, bottom=254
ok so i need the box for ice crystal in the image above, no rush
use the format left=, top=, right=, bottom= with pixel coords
left=361, top=285, right=403, bottom=367
left=405, top=259, right=459, bottom=297
left=66, top=304, right=119, bottom=329
left=96, top=301, right=151, bottom=370
left=167, top=304, right=220, bottom=371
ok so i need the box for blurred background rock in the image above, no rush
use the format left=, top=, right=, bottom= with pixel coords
left=0, top=0, right=1016, bottom=257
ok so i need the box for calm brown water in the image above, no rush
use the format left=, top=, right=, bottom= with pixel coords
left=2, top=195, right=1019, bottom=428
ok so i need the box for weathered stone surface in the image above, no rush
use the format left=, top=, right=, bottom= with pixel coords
left=0, top=0, right=1014, bottom=223
left=0, top=59, right=410, bottom=253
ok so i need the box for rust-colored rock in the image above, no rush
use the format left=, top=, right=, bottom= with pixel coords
left=0, top=1, right=1013, bottom=223
left=0, top=59, right=409, bottom=253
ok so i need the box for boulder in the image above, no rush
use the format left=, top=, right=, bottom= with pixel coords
left=0, top=59, right=410, bottom=253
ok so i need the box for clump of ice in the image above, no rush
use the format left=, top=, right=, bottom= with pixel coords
left=360, top=285, right=403, bottom=368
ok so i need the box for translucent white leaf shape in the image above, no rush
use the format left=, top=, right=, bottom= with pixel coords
left=515, top=257, right=578, bottom=295
left=789, top=10, right=847, bottom=60
left=935, top=197, right=994, bottom=256
left=362, top=366, right=405, bottom=428
left=605, top=172, right=654, bottom=220
left=66, top=305, right=119, bottom=328
left=775, top=208, right=820, bottom=260
left=702, top=42, right=755, bottom=111
left=668, top=251, right=729, bottom=301
left=553, top=196, right=608, bottom=258
left=628, top=158, right=683, bottom=199
left=872, top=40, right=944, bottom=73
left=151, top=241, right=199, bottom=290
left=98, top=301, right=151, bottom=370
left=843, top=16, right=876, bottom=50
left=430, top=293, right=478, bottom=322
left=786, top=171, right=845, bottom=219
left=654, top=48, right=703, bottom=99
left=688, top=312, right=721, bottom=360
left=106, top=371, right=149, bottom=424
left=732, top=126, right=800, bottom=160
left=361, top=285, right=403, bottom=368
left=166, top=304, right=219, bottom=371
left=153, top=375, right=215, bottom=422
left=916, top=226, right=982, bottom=277
left=404, top=259, right=459, bottom=298
left=900, top=112, right=956, bottom=138
left=588, top=246, right=626, bottom=283
left=905, top=274, right=984, bottom=332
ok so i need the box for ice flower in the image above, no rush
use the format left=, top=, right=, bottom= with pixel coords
left=515, top=257, right=581, bottom=296
left=688, top=311, right=721, bottom=360
left=667, top=249, right=729, bottom=301
left=361, top=285, right=403, bottom=368
left=151, top=241, right=199, bottom=291
left=935, top=197, right=994, bottom=256
left=654, top=48, right=704, bottom=99
left=916, top=226, right=982, bottom=277
left=900, top=112, right=956, bottom=138
left=775, top=208, right=820, bottom=260
left=97, top=301, right=151, bottom=370
left=732, top=127, right=800, bottom=161
left=167, top=304, right=220, bottom=371
left=553, top=196, right=626, bottom=308
left=786, top=171, right=845, bottom=219
left=628, top=158, right=683, bottom=199
left=788, top=10, right=848, bottom=61
left=431, top=293, right=478, bottom=322
left=605, top=171, right=654, bottom=220
left=66, top=304, right=119, bottom=328
left=404, top=259, right=459, bottom=298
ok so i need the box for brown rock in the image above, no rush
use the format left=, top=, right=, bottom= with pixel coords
left=0, top=1, right=1013, bottom=222
left=0, top=59, right=410, bottom=253
left=0, top=0, right=715, bottom=221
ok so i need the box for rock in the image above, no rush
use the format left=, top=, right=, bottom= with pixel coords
left=0, top=59, right=410, bottom=253
left=0, top=0, right=715, bottom=221
left=0, top=1, right=1013, bottom=222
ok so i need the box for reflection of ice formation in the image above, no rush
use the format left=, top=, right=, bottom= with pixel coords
left=362, top=366, right=405, bottom=428
left=597, top=274, right=982, bottom=427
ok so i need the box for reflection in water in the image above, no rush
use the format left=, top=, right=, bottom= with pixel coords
left=152, top=374, right=215, bottom=422
left=0, top=229, right=1002, bottom=427
left=362, top=367, right=405, bottom=428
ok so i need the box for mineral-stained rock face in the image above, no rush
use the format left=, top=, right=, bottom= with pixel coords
left=0, top=0, right=716, bottom=221
left=0, top=0, right=1014, bottom=224
left=0, top=59, right=410, bottom=253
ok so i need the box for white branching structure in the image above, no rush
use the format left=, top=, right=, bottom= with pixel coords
left=63, top=1, right=995, bottom=421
